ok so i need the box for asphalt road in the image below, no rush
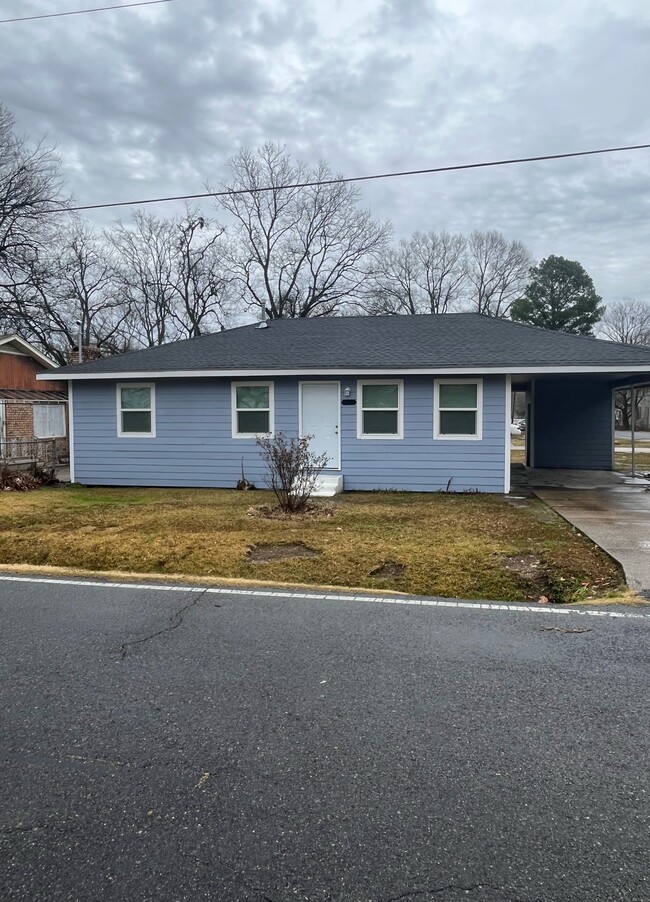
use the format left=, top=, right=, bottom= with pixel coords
left=1, top=577, right=649, bottom=902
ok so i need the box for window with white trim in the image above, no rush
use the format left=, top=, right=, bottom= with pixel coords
left=358, top=381, right=403, bottom=438
left=34, top=404, right=66, bottom=438
left=117, top=384, right=155, bottom=437
left=232, top=382, right=274, bottom=437
left=434, top=380, right=482, bottom=439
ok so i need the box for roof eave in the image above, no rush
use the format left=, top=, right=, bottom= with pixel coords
left=0, top=335, right=58, bottom=369
left=39, top=364, right=650, bottom=381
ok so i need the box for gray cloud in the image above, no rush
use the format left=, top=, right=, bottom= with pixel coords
left=1, top=0, right=649, bottom=302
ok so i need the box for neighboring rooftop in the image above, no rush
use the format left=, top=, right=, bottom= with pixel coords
left=0, top=334, right=57, bottom=368
left=47, top=314, right=650, bottom=378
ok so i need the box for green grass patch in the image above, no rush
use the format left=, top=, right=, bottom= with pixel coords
left=0, top=485, right=623, bottom=602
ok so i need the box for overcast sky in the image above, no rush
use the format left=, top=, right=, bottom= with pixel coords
left=2, top=0, right=649, bottom=303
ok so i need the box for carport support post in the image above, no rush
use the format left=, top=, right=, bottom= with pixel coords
left=631, top=387, right=637, bottom=476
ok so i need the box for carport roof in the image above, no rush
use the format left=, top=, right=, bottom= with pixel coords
left=43, top=313, right=650, bottom=380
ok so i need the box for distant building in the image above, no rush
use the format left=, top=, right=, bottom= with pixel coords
left=0, top=335, right=69, bottom=460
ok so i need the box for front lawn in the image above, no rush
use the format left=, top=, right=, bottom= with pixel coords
left=0, top=485, right=624, bottom=602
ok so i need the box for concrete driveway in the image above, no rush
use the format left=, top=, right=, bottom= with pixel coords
left=529, top=469, right=650, bottom=594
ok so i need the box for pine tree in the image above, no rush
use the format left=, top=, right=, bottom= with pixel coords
left=511, top=255, right=604, bottom=335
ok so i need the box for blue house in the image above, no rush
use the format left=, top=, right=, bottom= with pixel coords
left=41, top=314, right=650, bottom=494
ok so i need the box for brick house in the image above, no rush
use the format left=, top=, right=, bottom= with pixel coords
left=0, top=335, right=69, bottom=461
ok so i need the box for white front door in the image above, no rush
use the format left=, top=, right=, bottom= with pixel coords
left=300, top=382, right=340, bottom=469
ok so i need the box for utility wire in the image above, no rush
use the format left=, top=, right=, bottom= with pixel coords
left=56, top=143, right=650, bottom=215
left=0, top=0, right=178, bottom=24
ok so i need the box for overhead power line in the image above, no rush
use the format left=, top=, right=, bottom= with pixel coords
left=56, top=143, right=650, bottom=215
left=0, top=0, right=178, bottom=24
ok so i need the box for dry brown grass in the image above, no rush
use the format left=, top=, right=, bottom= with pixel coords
left=0, top=485, right=624, bottom=602
left=511, top=446, right=650, bottom=474
left=613, top=451, right=650, bottom=474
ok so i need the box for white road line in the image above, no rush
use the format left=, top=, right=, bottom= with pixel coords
left=0, top=574, right=648, bottom=619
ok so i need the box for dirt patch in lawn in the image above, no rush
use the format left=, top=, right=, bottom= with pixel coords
left=502, top=553, right=554, bottom=602
left=248, top=542, right=321, bottom=563
left=370, top=560, right=406, bottom=579
left=504, top=554, right=543, bottom=580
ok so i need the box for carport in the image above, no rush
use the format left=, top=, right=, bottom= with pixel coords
left=513, top=372, right=650, bottom=473
left=511, top=370, right=650, bottom=595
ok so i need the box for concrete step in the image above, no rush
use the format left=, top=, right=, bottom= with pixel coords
left=312, top=473, right=344, bottom=497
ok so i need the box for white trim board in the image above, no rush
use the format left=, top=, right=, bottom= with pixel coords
left=37, top=364, right=650, bottom=382
left=68, top=381, right=75, bottom=483
left=504, top=374, right=512, bottom=494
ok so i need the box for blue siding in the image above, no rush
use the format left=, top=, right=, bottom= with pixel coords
left=532, top=378, right=613, bottom=469
left=341, top=376, right=506, bottom=492
left=72, top=375, right=508, bottom=492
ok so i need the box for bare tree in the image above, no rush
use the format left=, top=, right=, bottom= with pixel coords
left=598, top=299, right=650, bottom=429
left=108, top=212, right=177, bottom=347
left=0, top=221, right=131, bottom=364
left=366, top=230, right=467, bottom=314
left=464, top=230, right=532, bottom=318
left=599, top=298, right=650, bottom=346
left=108, top=208, right=232, bottom=347
left=0, top=103, right=68, bottom=291
left=168, top=206, right=232, bottom=338
left=214, top=143, right=390, bottom=318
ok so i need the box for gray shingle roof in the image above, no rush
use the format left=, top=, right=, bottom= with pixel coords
left=51, top=314, right=650, bottom=376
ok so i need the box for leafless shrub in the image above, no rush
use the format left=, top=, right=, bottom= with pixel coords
left=256, top=432, right=329, bottom=513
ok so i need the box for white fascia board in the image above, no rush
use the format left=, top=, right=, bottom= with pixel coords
left=39, top=364, right=650, bottom=381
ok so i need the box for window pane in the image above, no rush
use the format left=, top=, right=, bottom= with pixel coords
left=238, top=410, right=269, bottom=434
left=34, top=405, right=66, bottom=438
left=439, top=410, right=477, bottom=435
left=439, top=383, right=477, bottom=409
left=363, top=409, right=399, bottom=435
left=121, top=387, right=151, bottom=410
left=122, top=410, right=152, bottom=433
left=236, top=386, right=269, bottom=409
left=362, top=384, right=399, bottom=408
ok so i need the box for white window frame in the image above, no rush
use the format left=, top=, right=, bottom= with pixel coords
left=231, top=381, right=274, bottom=439
left=434, top=378, right=483, bottom=441
left=34, top=403, right=67, bottom=439
left=116, top=383, right=156, bottom=438
left=357, top=379, right=404, bottom=440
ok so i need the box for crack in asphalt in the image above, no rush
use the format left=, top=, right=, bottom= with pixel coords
left=120, top=589, right=209, bottom=660
left=380, top=884, right=538, bottom=902
left=258, top=884, right=540, bottom=902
